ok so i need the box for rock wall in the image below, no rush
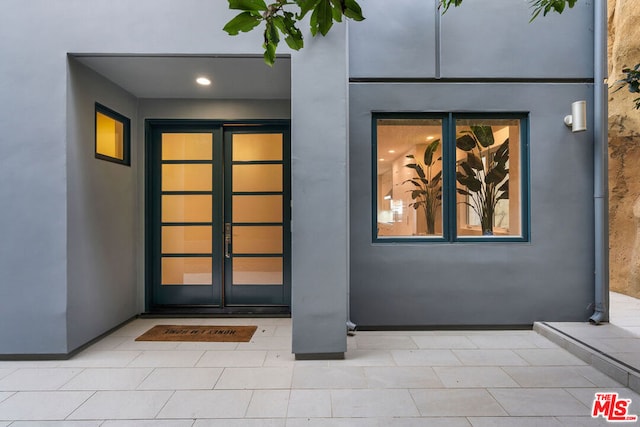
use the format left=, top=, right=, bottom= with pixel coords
left=608, top=0, right=640, bottom=297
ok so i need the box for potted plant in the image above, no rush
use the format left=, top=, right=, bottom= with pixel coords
left=404, top=139, right=442, bottom=235
left=455, top=125, right=509, bottom=235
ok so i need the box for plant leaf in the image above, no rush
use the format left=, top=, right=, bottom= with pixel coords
left=466, top=152, right=483, bottom=170
left=223, top=11, right=261, bottom=35
left=228, top=0, right=267, bottom=11
left=344, top=0, right=365, bottom=21
left=423, top=139, right=440, bottom=166
left=471, top=125, right=495, bottom=148
left=456, top=134, right=476, bottom=151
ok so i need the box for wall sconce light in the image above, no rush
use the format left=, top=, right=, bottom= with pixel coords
left=564, top=100, right=587, bottom=132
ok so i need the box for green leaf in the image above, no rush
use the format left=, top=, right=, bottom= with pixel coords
left=486, top=164, right=508, bottom=185
left=228, top=0, right=267, bottom=11
left=456, top=134, right=476, bottom=151
left=493, top=140, right=509, bottom=164
left=423, top=139, right=440, bottom=166
left=466, top=152, right=483, bottom=170
left=296, top=0, right=321, bottom=18
left=344, top=0, right=365, bottom=21
left=315, top=0, right=334, bottom=36
left=458, top=176, right=482, bottom=193
left=224, top=12, right=262, bottom=35
left=330, top=0, right=343, bottom=22
left=406, top=163, right=426, bottom=180
left=456, top=188, right=472, bottom=197
left=471, top=125, right=494, bottom=148
left=263, top=38, right=277, bottom=66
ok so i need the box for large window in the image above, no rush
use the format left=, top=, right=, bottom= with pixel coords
left=374, top=113, right=528, bottom=242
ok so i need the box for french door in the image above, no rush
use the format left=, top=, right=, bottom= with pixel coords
left=146, top=121, right=290, bottom=312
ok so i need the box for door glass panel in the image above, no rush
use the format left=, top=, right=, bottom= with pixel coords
left=233, top=226, right=283, bottom=254
left=162, top=133, right=212, bottom=160
left=233, top=257, right=283, bottom=285
left=162, top=164, right=212, bottom=191
left=162, top=226, right=212, bottom=254
left=162, top=195, right=212, bottom=223
left=232, top=165, right=283, bottom=192
left=232, top=133, right=283, bottom=161
left=162, top=257, right=212, bottom=285
left=232, top=195, right=282, bottom=223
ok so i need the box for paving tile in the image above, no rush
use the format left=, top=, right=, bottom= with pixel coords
left=215, top=367, right=292, bottom=389
left=468, top=417, right=563, bottom=427
left=331, top=389, right=420, bottom=417
left=61, top=368, right=152, bottom=390
left=410, top=389, right=507, bottom=416
left=286, top=419, right=373, bottom=427
left=292, top=366, right=367, bottom=389
left=333, top=349, right=396, bottom=366
left=10, top=422, right=103, bottom=427
left=377, top=418, right=472, bottom=427
left=196, top=350, right=266, bottom=367
left=102, top=421, right=195, bottom=427
left=565, top=387, right=640, bottom=411
left=175, top=342, right=240, bottom=351
left=434, top=367, right=519, bottom=388
left=365, top=366, right=443, bottom=388
left=263, top=351, right=328, bottom=367
left=411, top=336, right=477, bottom=349
left=0, top=391, right=93, bottom=420
left=127, top=350, right=205, bottom=368
left=114, top=340, right=182, bottom=351
left=514, top=348, right=588, bottom=366
left=574, top=366, right=626, bottom=388
left=467, top=334, right=539, bottom=349
left=391, top=349, right=462, bottom=366
left=196, top=420, right=285, bottom=427
left=137, top=367, right=222, bottom=390
left=235, top=336, right=291, bottom=351
left=354, top=335, right=418, bottom=350
left=452, top=349, right=529, bottom=366
left=157, top=390, right=252, bottom=418
left=555, top=417, right=615, bottom=426
left=0, top=370, right=14, bottom=381
left=287, top=389, right=331, bottom=418
left=60, top=350, right=143, bottom=368
left=502, top=367, right=597, bottom=387
left=246, top=389, right=289, bottom=418
left=68, top=390, right=172, bottom=420
left=0, top=368, right=83, bottom=391
left=488, top=388, right=589, bottom=416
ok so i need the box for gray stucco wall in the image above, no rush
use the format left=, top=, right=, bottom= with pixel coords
left=350, top=0, right=594, bottom=79
left=348, top=0, right=598, bottom=327
left=0, top=1, right=349, bottom=355
left=349, top=83, right=595, bottom=326
left=66, top=59, right=138, bottom=352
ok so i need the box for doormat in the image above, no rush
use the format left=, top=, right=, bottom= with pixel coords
left=135, top=325, right=257, bottom=342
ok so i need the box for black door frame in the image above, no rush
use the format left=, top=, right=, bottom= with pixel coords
left=144, top=119, right=291, bottom=315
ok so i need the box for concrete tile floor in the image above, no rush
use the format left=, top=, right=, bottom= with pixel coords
left=0, top=294, right=638, bottom=425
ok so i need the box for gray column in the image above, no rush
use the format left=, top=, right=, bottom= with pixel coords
left=290, top=23, right=349, bottom=358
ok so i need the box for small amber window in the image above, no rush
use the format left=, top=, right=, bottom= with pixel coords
left=95, top=103, right=130, bottom=165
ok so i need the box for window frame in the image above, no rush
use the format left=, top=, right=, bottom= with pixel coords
left=372, top=112, right=530, bottom=243
left=95, top=102, right=131, bottom=166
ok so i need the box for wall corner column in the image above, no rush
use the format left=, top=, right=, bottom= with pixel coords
left=290, top=23, right=349, bottom=358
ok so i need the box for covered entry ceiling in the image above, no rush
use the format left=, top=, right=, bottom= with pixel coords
left=73, top=55, right=291, bottom=99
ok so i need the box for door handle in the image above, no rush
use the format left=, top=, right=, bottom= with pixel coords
left=225, top=223, right=232, bottom=259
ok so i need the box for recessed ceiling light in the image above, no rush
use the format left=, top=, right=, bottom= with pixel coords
left=426, top=136, right=435, bottom=140
left=196, top=77, right=211, bottom=86
left=379, top=158, right=385, bottom=161
left=388, top=150, right=395, bottom=153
